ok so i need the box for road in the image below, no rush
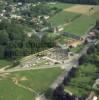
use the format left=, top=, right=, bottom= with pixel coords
left=0, top=65, right=60, bottom=74
left=50, top=42, right=94, bottom=90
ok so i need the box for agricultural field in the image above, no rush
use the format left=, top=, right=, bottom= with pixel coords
left=64, top=5, right=99, bottom=16
left=49, top=3, right=99, bottom=35
left=0, top=68, right=62, bottom=100
left=49, top=11, right=80, bottom=26
left=64, top=15, right=96, bottom=35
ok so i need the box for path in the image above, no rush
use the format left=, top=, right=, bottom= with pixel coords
left=0, top=65, right=60, bottom=74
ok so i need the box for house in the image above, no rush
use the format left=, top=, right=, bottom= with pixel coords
left=53, top=26, right=63, bottom=33
left=44, top=15, right=50, bottom=20
left=10, top=14, right=23, bottom=20
left=89, top=31, right=96, bottom=37
left=0, top=13, right=4, bottom=17
left=2, top=10, right=6, bottom=13
left=17, top=2, right=22, bottom=6
left=57, top=26, right=64, bottom=32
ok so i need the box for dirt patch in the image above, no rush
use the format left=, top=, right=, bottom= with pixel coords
left=12, top=76, right=28, bottom=84
left=64, top=5, right=99, bottom=15
left=0, top=73, right=10, bottom=78
left=20, top=76, right=28, bottom=81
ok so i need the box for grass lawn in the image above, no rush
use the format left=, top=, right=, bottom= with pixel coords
left=0, top=80, right=33, bottom=100
left=0, top=68, right=62, bottom=100
left=47, top=2, right=74, bottom=9
left=0, top=60, right=12, bottom=68
left=49, top=11, right=80, bottom=26
left=64, top=15, right=96, bottom=35
left=12, top=68, right=62, bottom=92
left=65, top=64, right=97, bottom=96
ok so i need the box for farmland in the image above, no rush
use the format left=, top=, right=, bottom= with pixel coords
left=63, top=15, right=96, bottom=35
left=49, top=11, right=80, bottom=26
left=64, top=5, right=99, bottom=15
left=49, top=3, right=99, bottom=35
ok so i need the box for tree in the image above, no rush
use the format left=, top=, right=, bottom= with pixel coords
left=0, top=30, right=9, bottom=45
left=0, top=45, right=5, bottom=59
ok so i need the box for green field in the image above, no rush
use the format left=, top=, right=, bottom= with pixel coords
left=47, top=2, right=74, bottom=9
left=49, top=11, right=80, bottom=26
left=0, top=80, right=33, bottom=100
left=64, top=15, right=96, bottom=35
left=0, top=60, right=12, bottom=68
left=0, top=68, right=62, bottom=100
left=48, top=2, right=98, bottom=35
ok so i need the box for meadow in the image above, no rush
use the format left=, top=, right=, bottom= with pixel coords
left=49, top=11, right=80, bottom=26
left=0, top=68, right=62, bottom=100
left=63, top=15, right=96, bottom=35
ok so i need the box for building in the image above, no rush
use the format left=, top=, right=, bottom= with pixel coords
left=10, top=14, right=23, bottom=20
left=89, top=31, right=96, bottom=36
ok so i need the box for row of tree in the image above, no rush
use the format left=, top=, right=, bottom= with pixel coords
left=6, top=0, right=99, bottom=5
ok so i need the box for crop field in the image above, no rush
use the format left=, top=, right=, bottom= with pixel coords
left=0, top=68, right=62, bottom=100
left=49, top=3, right=99, bottom=35
left=49, top=11, right=80, bottom=26
left=63, top=15, right=96, bottom=35
left=64, top=5, right=99, bottom=16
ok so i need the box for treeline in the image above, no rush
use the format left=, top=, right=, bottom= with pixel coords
left=0, top=19, right=55, bottom=60
left=55, top=0, right=99, bottom=5
left=7, top=0, right=99, bottom=5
